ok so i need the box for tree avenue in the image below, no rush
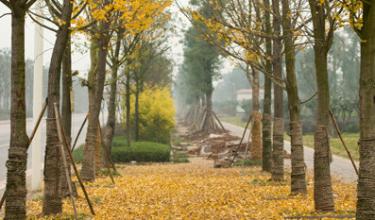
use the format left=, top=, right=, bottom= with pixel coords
left=0, top=0, right=374, bottom=219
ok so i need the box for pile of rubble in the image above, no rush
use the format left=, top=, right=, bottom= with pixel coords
left=186, top=133, right=251, bottom=168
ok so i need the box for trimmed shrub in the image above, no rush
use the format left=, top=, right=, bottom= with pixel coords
left=111, top=141, right=170, bottom=163
left=73, top=136, right=170, bottom=163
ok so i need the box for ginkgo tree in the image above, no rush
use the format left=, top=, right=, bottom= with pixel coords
left=0, top=0, right=39, bottom=219
left=184, top=0, right=309, bottom=194
left=77, top=0, right=172, bottom=182
left=342, top=0, right=375, bottom=219
left=181, top=2, right=224, bottom=135
left=307, top=0, right=342, bottom=212
left=185, top=0, right=276, bottom=163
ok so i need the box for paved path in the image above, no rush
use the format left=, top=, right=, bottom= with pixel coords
left=223, top=122, right=358, bottom=183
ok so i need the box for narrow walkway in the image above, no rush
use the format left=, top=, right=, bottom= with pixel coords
left=222, top=122, right=358, bottom=183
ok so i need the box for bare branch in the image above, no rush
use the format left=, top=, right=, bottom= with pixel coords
left=26, top=0, right=38, bottom=9
left=0, top=12, right=11, bottom=19
left=28, top=13, right=58, bottom=32
left=0, top=0, right=10, bottom=9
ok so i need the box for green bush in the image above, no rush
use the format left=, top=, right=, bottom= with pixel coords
left=111, top=141, right=170, bottom=163
left=73, top=136, right=171, bottom=163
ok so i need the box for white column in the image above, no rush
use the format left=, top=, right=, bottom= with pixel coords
left=31, top=5, right=44, bottom=191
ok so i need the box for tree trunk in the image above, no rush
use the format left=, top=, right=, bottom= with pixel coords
left=81, top=38, right=98, bottom=180
left=308, top=0, right=335, bottom=212
left=81, top=22, right=111, bottom=181
left=43, top=0, right=72, bottom=214
left=202, top=89, right=220, bottom=134
left=281, top=0, right=307, bottom=194
left=103, top=29, right=122, bottom=166
left=60, top=36, right=73, bottom=197
left=262, top=0, right=273, bottom=172
left=135, top=78, right=140, bottom=141
left=356, top=3, right=375, bottom=219
left=62, top=38, right=72, bottom=146
left=4, top=12, right=29, bottom=220
left=271, top=0, right=285, bottom=182
left=95, top=126, right=103, bottom=170
left=125, top=71, right=131, bottom=147
left=250, top=67, right=262, bottom=160
left=313, top=39, right=335, bottom=213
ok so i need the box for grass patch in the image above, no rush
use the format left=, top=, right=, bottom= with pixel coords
left=171, top=152, right=189, bottom=163
left=223, top=116, right=360, bottom=161
left=73, top=136, right=170, bottom=163
left=287, top=133, right=360, bottom=160
left=234, top=159, right=262, bottom=167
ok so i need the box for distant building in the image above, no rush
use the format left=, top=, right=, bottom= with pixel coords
left=236, top=89, right=264, bottom=102
left=236, top=89, right=265, bottom=119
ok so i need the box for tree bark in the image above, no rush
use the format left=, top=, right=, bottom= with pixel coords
left=60, top=36, right=73, bottom=197
left=125, top=70, right=131, bottom=147
left=271, top=0, right=285, bottom=182
left=135, top=77, right=140, bottom=141
left=262, top=0, right=273, bottom=172
left=62, top=38, right=72, bottom=145
left=43, top=0, right=72, bottom=215
left=281, top=0, right=307, bottom=194
left=4, top=11, right=29, bottom=220
left=356, top=2, right=375, bottom=219
left=81, top=22, right=111, bottom=181
left=308, top=0, right=335, bottom=212
left=250, top=67, right=262, bottom=160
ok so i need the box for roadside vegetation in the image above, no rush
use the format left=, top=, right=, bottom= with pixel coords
left=222, top=116, right=360, bottom=160
left=74, top=136, right=171, bottom=163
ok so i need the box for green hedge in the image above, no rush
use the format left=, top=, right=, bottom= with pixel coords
left=73, top=136, right=170, bottom=163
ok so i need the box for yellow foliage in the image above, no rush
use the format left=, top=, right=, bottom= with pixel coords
left=122, top=86, right=175, bottom=143
left=27, top=164, right=356, bottom=219
left=71, top=0, right=172, bottom=35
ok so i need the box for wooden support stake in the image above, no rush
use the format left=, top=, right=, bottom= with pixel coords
left=212, top=111, right=226, bottom=132
left=329, top=110, right=359, bottom=176
left=28, top=98, right=48, bottom=147
left=53, top=104, right=95, bottom=216
left=0, top=99, right=48, bottom=211
left=230, top=115, right=253, bottom=165
left=97, top=124, right=116, bottom=184
left=54, top=103, right=78, bottom=219
left=0, top=190, right=6, bottom=211
left=71, top=114, right=88, bottom=152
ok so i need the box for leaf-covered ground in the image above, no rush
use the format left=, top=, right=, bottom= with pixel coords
left=28, top=161, right=356, bottom=219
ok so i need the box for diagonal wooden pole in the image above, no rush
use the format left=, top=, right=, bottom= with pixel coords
left=28, top=98, right=48, bottom=148
left=329, top=109, right=359, bottom=176
left=230, top=115, right=253, bottom=166
left=54, top=103, right=78, bottom=219
left=53, top=104, right=95, bottom=215
left=212, top=111, right=226, bottom=132
left=0, top=98, right=48, bottom=211
left=71, top=114, right=88, bottom=152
